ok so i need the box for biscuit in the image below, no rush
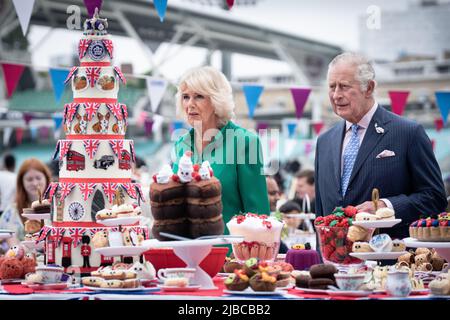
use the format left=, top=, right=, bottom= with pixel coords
left=309, top=264, right=337, bottom=280
left=123, top=279, right=140, bottom=288
left=352, top=242, right=373, bottom=253
left=82, top=276, right=104, bottom=287
left=101, top=269, right=126, bottom=280
left=100, top=279, right=124, bottom=288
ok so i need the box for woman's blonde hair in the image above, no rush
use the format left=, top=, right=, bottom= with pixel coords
left=176, top=66, right=235, bottom=127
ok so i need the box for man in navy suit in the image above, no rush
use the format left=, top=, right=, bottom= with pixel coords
left=315, top=52, right=447, bottom=239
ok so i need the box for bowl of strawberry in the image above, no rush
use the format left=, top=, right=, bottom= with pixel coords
left=314, top=206, right=363, bottom=266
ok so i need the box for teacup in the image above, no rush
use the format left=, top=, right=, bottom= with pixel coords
left=35, top=265, right=65, bottom=283
left=334, top=273, right=366, bottom=291
left=157, top=268, right=196, bottom=284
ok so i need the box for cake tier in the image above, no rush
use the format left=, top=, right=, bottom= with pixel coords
left=63, top=102, right=127, bottom=136
left=47, top=181, right=145, bottom=223
left=41, top=225, right=149, bottom=270
left=79, top=34, right=113, bottom=65
left=57, top=139, right=134, bottom=179
left=71, top=66, right=119, bottom=100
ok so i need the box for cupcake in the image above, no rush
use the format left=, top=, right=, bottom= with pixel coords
left=391, top=239, right=406, bottom=252
left=409, top=220, right=419, bottom=238
left=430, top=219, right=440, bottom=240
left=31, top=199, right=51, bottom=213
left=249, top=272, right=277, bottom=292
left=275, top=272, right=291, bottom=287
left=243, top=258, right=260, bottom=278
left=224, top=270, right=249, bottom=291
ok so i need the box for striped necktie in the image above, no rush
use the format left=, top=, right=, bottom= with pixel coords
left=341, top=124, right=360, bottom=196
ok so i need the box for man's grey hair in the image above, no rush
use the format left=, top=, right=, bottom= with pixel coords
left=328, top=52, right=376, bottom=92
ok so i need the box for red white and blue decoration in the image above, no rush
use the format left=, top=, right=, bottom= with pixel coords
left=113, top=67, right=126, bottom=84
left=64, top=67, right=79, bottom=84
left=78, top=39, right=92, bottom=60
left=86, top=67, right=101, bottom=87
left=68, top=227, right=87, bottom=248
left=102, top=182, right=119, bottom=203
left=109, top=140, right=124, bottom=157
left=79, top=183, right=97, bottom=201
left=84, top=139, right=100, bottom=159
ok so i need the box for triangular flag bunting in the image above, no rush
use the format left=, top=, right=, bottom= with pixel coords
left=435, top=118, right=444, bottom=132
left=12, top=0, right=36, bottom=36
left=30, top=127, right=38, bottom=140
left=3, top=127, right=13, bottom=146
left=23, top=112, right=33, bottom=126
left=287, top=122, right=297, bottom=138
left=83, top=0, right=103, bottom=17
left=146, top=77, right=168, bottom=113
left=16, top=128, right=24, bottom=145
left=312, top=121, right=325, bottom=135
left=256, top=122, right=269, bottom=134
left=435, top=91, right=450, bottom=124
left=153, top=0, right=168, bottom=22
left=290, top=88, right=311, bottom=119
left=226, top=0, right=235, bottom=9
left=40, top=127, right=49, bottom=140
left=49, top=68, right=69, bottom=102
left=242, top=85, right=264, bottom=119
left=144, top=118, right=154, bottom=137
left=388, top=90, right=410, bottom=116
left=1, top=63, right=26, bottom=98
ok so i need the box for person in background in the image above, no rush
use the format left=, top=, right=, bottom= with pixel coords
left=266, top=175, right=281, bottom=213
left=0, top=153, right=17, bottom=216
left=0, top=158, right=51, bottom=251
left=294, top=169, right=316, bottom=213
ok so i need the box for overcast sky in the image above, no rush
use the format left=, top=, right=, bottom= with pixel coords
left=29, top=0, right=420, bottom=80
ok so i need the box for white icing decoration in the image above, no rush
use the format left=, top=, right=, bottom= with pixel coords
left=177, top=152, right=193, bottom=183
left=156, top=164, right=173, bottom=184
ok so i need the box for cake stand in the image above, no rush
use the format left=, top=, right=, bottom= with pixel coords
left=142, top=237, right=244, bottom=290
left=403, top=237, right=450, bottom=262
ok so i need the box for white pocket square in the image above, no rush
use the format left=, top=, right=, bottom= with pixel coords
left=376, top=150, right=396, bottom=158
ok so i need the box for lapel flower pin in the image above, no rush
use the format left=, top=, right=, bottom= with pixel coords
left=375, top=123, right=384, bottom=134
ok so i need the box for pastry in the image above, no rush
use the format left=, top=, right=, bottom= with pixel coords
left=352, top=241, right=373, bottom=253
left=224, top=270, right=250, bottom=291
left=95, top=209, right=117, bottom=220
left=369, top=233, right=393, bottom=252
left=92, top=230, right=109, bottom=248
left=112, top=203, right=134, bottom=217
left=123, top=279, right=140, bottom=288
left=82, top=276, right=105, bottom=287
left=243, top=258, right=260, bottom=278
left=295, top=274, right=311, bottom=288
left=391, top=239, right=406, bottom=252
left=375, top=208, right=395, bottom=220
left=249, top=272, right=277, bottom=292
left=100, top=279, right=124, bottom=288
left=347, top=225, right=369, bottom=242
left=130, top=261, right=156, bottom=280
left=355, top=212, right=378, bottom=221
left=309, top=264, right=337, bottom=280
left=428, top=272, right=450, bottom=296
left=223, top=259, right=243, bottom=273
left=101, top=269, right=126, bottom=280
left=164, top=277, right=189, bottom=287
left=31, top=199, right=51, bottom=213
left=24, top=220, right=42, bottom=234
left=275, top=272, right=291, bottom=287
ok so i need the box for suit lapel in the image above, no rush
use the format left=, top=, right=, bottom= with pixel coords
left=331, top=121, right=346, bottom=190
left=347, top=106, right=391, bottom=187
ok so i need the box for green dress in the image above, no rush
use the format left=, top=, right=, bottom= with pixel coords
left=172, top=121, right=270, bottom=234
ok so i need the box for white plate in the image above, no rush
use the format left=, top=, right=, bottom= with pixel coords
left=373, top=288, right=430, bottom=295
left=327, top=289, right=372, bottom=297
left=95, top=246, right=148, bottom=257
left=21, top=240, right=44, bottom=250
left=158, top=285, right=201, bottom=292
left=277, top=283, right=295, bottom=290
left=0, top=278, right=23, bottom=284
left=403, top=237, right=450, bottom=248
left=22, top=281, right=69, bottom=290
left=352, top=219, right=401, bottom=228
left=83, top=285, right=160, bottom=292
left=224, top=288, right=284, bottom=296
left=293, top=287, right=329, bottom=294
left=350, top=251, right=407, bottom=260
left=0, top=233, right=13, bottom=240
left=96, top=216, right=142, bottom=227
left=21, top=213, right=50, bottom=220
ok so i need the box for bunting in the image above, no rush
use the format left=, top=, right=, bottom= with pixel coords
left=59, top=141, right=72, bottom=160
left=123, top=183, right=137, bottom=199
left=135, top=184, right=145, bottom=202
left=129, top=141, right=136, bottom=162
left=84, top=102, right=100, bottom=121
left=83, top=0, right=103, bottom=17
left=78, top=39, right=92, bottom=60
left=52, top=141, right=61, bottom=160
left=1, top=63, right=26, bottom=98
left=242, top=85, right=264, bottom=118
left=388, top=90, right=410, bottom=116
left=69, top=227, right=86, bottom=248
left=109, top=140, right=124, bottom=157
left=51, top=227, right=65, bottom=247
left=435, top=118, right=444, bottom=132
left=86, top=67, right=101, bottom=87
left=59, top=183, right=75, bottom=202
left=64, top=67, right=78, bottom=84
left=49, top=68, right=69, bottom=102
left=79, top=183, right=96, bottom=201
left=102, top=183, right=119, bottom=203
left=312, top=121, right=325, bottom=135
left=64, top=103, right=79, bottom=123
left=83, top=139, right=100, bottom=159
left=12, top=0, right=36, bottom=36
left=106, top=103, right=123, bottom=120
left=290, top=88, right=311, bottom=119
left=44, top=182, right=59, bottom=200
left=435, top=91, right=450, bottom=124
left=102, top=39, right=114, bottom=58
left=153, top=0, right=168, bottom=22
left=114, top=67, right=126, bottom=84
left=36, top=226, right=51, bottom=243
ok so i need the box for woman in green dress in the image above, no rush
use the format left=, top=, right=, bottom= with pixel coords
left=172, top=66, right=270, bottom=234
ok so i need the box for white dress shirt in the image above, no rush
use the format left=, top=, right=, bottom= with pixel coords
left=340, top=102, right=393, bottom=210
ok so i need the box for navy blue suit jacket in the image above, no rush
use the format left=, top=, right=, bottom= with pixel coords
left=315, top=106, right=447, bottom=239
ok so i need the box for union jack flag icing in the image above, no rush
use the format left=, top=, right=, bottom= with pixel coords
left=64, top=67, right=78, bottom=84
left=83, top=139, right=100, bottom=159
left=78, top=39, right=92, bottom=59
left=109, top=140, right=123, bottom=157
left=122, top=183, right=137, bottom=199
left=51, top=227, right=66, bottom=247
left=114, top=66, right=126, bottom=84
left=36, top=226, right=51, bottom=243
left=69, top=227, right=86, bottom=247
left=64, top=103, right=79, bottom=124
left=102, top=39, right=114, bottom=58
left=44, top=182, right=59, bottom=199
left=79, top=183, right=96, bottom=201
left=59, top=141, right=72, bottom=160
left=52, top=141, right=61, bottom=160
left=84, top=102, right=100, bottom=121
left=106, top=103, right=123, bottom=120
left=59, top=182, right=75, bottom=202
left=86, top=67, right=101, bottom=87
left=102, top=182, right=119, bottom=203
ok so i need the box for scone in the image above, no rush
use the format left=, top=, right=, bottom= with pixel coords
left=391, top=239, right=406, bottom=252
left=355, top=212, right=378, bottom=221
left=352, top=242, right=373, bottom=252
left=123, top=279, right=140, bottom=288
left=347, top=225, right=369, bottom=242
left=375, top=208, right=395, bottom=220
left=96, top=209, right=117, bottom=220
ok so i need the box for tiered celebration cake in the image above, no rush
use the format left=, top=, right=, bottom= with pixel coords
left=39, top=11, right=148, bottom=272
